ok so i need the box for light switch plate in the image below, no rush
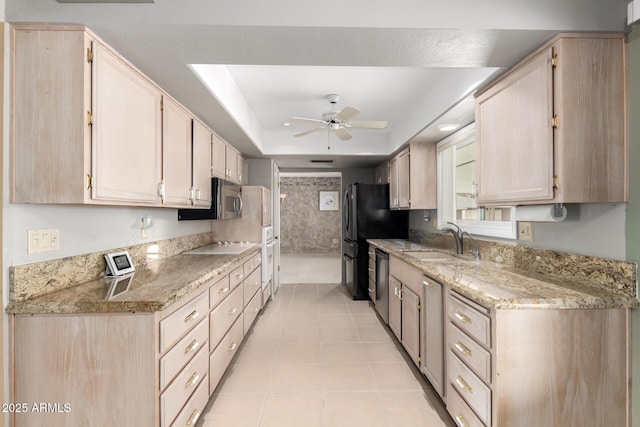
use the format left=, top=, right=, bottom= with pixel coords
left=28, top=228, right=60, bottom=254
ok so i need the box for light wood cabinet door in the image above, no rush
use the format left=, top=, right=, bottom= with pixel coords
left=475, top=47, right=554, bottom=204
left=397, top=149, right=410, bottom=208
left=388, top=275, right=402, bottom=340
left=422, top=276, right=444, bottom=397
left=91, top=42, right=163, bottom=204
left=226, top=145, right=239, bottom=183
left=192, top=120, right=213, bottom=207
left=389, top=157, right=399, bottom=208
left=475, top=34, right=627, bottom=205
left=401, top=284, right=420, bottom=367
left=162, top=96, right=192, bottom=207
left=375, top=161, right=389, bottom=185
left=211, top=134, right=227, bottom=179
left=408, top=143, right=437, bottom=209
left=239, top=155, right=249, bottom=185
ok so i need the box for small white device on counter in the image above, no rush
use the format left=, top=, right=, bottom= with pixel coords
left=104, top=251, right=135, bottom=276
left=105, top=273, right=134, bottom=300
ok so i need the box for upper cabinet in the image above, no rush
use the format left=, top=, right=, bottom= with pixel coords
left=239, top=155, right=249, bottom=186
left=375, top=161, right=389, bottom=185
left=211, top=133, right=244, bottom=185
left=389, top=142, right=437, bottom=210
left=211, top=134, right=227, bottom=180
left=10, top=25, right=243, bottom=209
left=226, top=145, right=239, bottom=184
left=162, top=96, right=193, bottom=207
left=192, top=119, right=213, bottom=208
left=475, top=33, right=627, bottom=205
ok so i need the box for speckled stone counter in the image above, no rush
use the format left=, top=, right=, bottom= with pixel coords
left=6, top=247, right=260, bottom=314
left=368, top=239, right=639, bottom=310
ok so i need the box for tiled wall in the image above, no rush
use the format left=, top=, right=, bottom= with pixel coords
left=280, top=176, right=341, bottom=254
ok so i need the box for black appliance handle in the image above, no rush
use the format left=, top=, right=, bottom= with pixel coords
left=343, top=190, right=350, bottom=232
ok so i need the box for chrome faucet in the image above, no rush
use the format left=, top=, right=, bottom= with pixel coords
left=442, top=222, right=463, bottom=255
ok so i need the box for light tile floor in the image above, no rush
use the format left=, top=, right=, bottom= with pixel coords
left=199, top=283, right=455, bottom=427
left=279, top=254, right=342, bottom=284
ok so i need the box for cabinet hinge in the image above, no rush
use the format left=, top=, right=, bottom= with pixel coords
left=551, top=54, right=558, bottom=68
left=86, top=174, right=93, bottom=189
left=160, top=99, right=164, bottom=111
left=418, top=356, right=422, bottom=364
left=551, top=115, right=559, bottom=129
left=86, top=48, right=93, bottom=63
left=86, top=111, right=93, bottom=125
left=418, top=303, right=421, bottom=311
left=553, top=175, right=559, bottom=191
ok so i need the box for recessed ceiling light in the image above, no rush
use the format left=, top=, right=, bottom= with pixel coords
left=282, top=122, right=291, bottom=127
left=437, top=123, right=460, bottom=132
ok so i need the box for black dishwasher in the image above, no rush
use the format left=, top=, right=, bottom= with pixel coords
left=374, top=249, right=389, bottom=324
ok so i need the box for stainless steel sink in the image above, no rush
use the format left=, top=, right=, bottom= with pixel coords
left=404, top=251, right=460, bottom=261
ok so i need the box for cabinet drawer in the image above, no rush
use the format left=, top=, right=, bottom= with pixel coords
left=160, top=345, right=208, bottom=427
left=210, top=315, right=244, bottom=394
left=243, top=257, right=256, bottom=277
left=210, top=285, right=243, bottom=352
left=160, top=317, right=209, bottom=390
left=160, top=292, right=209, bottom=353
left=448, top=323, right=491, bottom=383
left=447, top=295, right=490, bottom=348
left=448, top=352, right=491, bottom=426
left=253, top=252, right=262, bottom=267
left=229, top=265, right=245, bottom=290
left=243, top=267, right=261, bottom=307
left=446, top=384, right=486, bottom=427
left=209, top=274, right=231, bottom=310
left=170, top=371, right=209, bottom=427
left=368, top=257, right=375, bottom=281
left=244, top=289, right=262, bottom=335
left=368, top=278, right=376, bottom=302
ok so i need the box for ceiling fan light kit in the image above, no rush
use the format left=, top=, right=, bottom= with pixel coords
left=291, top=94, right=388, bottom=149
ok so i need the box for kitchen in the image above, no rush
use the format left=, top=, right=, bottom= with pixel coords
left=2, top=1, right=640, bottom=427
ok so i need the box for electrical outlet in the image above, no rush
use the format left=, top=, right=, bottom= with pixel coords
left=28, top=228, right=60, bottom=254
left=517, top=222, right=534, bottom=241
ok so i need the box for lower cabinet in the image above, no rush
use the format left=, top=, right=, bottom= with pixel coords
left=445, top=288, right=630, bottom=427
left=421, top=275, right=444, bottom=398
left=10, top=249, right=263, bottom=427
left=389, top=256, right=424, bottom=369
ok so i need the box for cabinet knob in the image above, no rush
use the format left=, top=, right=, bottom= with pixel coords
left=218, top=287, right=230, bottom=295
left=228, top=308, right=238, bottom=315
left=228, top=342, right=238, bottom=352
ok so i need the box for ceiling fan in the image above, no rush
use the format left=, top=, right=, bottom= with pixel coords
left=290, top=94, right=388, bottom=142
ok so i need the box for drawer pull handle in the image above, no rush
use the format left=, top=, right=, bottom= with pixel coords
left=228, top=342, right=238, bottom=352
left=236, top=273, right=244, bottom=279
left=186, top=409, right=201, bottom=426
left=184, top=310, right=200, bottom=322
left=455, top=375, right=473, bottom=394
left=454, top=341, right=472, bottom=356
left=185, top=339, right=200, bottom=354
left=228, top=308, right=238, bottom=315
left=454, top=311, right=472, bottom=324
left=252, top=307, right=260, bottom=313
left=367, top=268, right=374, bottom=272
left=185, top=372, right=200, bottom=388
left=218, top=287, right=230, bottom=294
left=368, top=288, right=374, bottom=292
left=454, top=414, right=470, bottom=427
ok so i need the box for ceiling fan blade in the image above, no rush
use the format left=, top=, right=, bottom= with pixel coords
left=347, top=120, right=388, bottom=129
left=290, top=116, right=327, bottom=124
left=334, top=128, right=352, bottom=141
left=334, top=106, right=360, bottom=122
left=293, top=128, right=323, bottom=138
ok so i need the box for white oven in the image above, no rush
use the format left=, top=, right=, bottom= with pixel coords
left=261, top=226, right=274, bottom=304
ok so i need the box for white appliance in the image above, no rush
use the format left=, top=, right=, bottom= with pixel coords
left=262, top=226, right=275, bottom=303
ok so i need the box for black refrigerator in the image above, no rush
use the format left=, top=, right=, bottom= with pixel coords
left=343, top=183, right=408, bottom=300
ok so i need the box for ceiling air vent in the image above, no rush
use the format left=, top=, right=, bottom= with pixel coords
left=310, top=160, right=334, bottom=164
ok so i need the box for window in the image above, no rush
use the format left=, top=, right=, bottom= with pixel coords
left=437, top=123, right=516, bottom=239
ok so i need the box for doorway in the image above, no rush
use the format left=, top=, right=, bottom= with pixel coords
left=279, top=172, right=342, bottom=284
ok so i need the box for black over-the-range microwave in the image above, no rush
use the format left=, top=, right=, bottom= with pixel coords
left=177, top=178, right=242, bottom=221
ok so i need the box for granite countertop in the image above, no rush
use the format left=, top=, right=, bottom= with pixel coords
left=6, top=247, right=260, bottom=315
left=368, top=239, right=639, bottom=310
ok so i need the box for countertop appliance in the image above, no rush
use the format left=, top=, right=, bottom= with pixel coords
left=177, top=178, right=242, bottom=221
left=375, top=249, right=390, bottom=324
left=343, top=183, right=408, bottom=300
